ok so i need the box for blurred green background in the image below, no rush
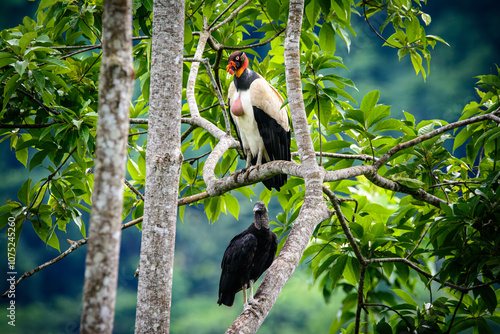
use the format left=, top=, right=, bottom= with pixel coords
left=0, top=1, right=499, bottom=333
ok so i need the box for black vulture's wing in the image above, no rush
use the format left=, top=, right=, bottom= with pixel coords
left=263, top=231, right=278, bottom=272
left=218, top=232, right=258, bottom=306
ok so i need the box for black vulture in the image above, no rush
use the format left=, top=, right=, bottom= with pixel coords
left=226, top=51, right=291, bottom=191
left=217, top=201, right=278, bottom=307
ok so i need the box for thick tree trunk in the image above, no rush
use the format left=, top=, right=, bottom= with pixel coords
left=134, top=0, right=184, bottom=333
left=80, top=0, right=134, bottom=332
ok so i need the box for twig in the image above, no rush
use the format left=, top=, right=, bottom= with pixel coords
left=209, top=0, right=253, bottom=32
left=428, top=180, right=481, bottom=189
left=78, top=53, right=102, bottom=83
left=181, top=125, right=195, bottom=142
left=369, top=257, right=500, bottom=292
left=445, top=291, right=465, bottom=334
left=322, top=186, right=366, bottom=264
left=184, top=151, right=211, bottom=164
left=207, top=0, right=239, bottom=31
left=177, top=191, right=209, bottom=206
left=224, top=28, right=286, bottom=50
left=183, top=57, right=231, bottom=134
left=362, top=1, right=400, bottom=48
left=0, top=121, right=64, bottom=129
left=0, top=237, right=88, bottom=298
left=364, top=303, right=414, bottom=329
left=124, top=179, right=145, bottom=201
left=405, top=221, right=434, bottom=260
left=1, top=216, right=144, bottom=298
left=128, top=130, right=148, bottom=137
left=130, top=118, right=148, bottom=124
left=355, top=265, right=368, bottom=334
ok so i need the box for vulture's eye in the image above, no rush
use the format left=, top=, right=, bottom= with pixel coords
left=235, top=56, right=240, bottom=61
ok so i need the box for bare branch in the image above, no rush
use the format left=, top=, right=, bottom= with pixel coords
left=177, top=191, right=209, bottom=206
left=130, top=118, right=148, bottom=124
left=124, top=179, right=145, bottom=202
left=322, top=187, right=366, bottom=264
left=186, top=24, right=210, bottom=119
left=0, top=237, right=88, bottom=298
left=428, top=180, right=481, bottom=189
left=207, top=0, right=240, bottom=31
left=293, top=151, right=380, bottom=163
left=183, top=57, right=231, bottom=134
left=0, top=216, right=143, bottom=299
left=224, top=28, right=286, bottom=51
left=210, top=0, right=253, bottom=32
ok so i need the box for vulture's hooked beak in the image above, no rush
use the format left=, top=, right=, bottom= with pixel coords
left=226, top=61, right=236, bottom=75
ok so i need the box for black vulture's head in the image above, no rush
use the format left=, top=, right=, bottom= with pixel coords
left=253, top=201, right=269, bottom=229
left=253, top=201, right=267, bottom=214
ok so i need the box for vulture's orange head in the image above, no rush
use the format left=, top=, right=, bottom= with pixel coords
left=226, top=51, right=249, bottom=78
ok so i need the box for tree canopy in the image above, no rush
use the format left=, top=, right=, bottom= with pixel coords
left=1, top=0, right=499, bottom=333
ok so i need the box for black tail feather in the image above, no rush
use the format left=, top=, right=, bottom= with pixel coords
left=263, top=173, right=287, bottom=191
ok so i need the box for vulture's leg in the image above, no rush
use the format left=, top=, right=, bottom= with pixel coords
left=243, top=148, right=252, bottom=179
left=242, top=284, right=248, bottom=307
left=248, top=280, right=255, bottom=303
left=245, top=148, right=252, bottom=168
left=256, top=147, right=263, bottom=165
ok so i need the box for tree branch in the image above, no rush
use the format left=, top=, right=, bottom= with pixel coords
left=0, top=120, right=64, bottom=129
left=374, top=109, right=500, bottom=169
left=209, top=0, right=253, bottom=32
left=0, top=216, right=143, bottom=298
left=227, top=1, right=330, bottom=332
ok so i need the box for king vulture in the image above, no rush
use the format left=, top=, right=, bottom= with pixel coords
left=226, top=51, right=291, bottom=191
left=217, top=201, right=277, bottom=307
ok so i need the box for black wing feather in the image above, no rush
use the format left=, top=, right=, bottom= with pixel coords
left=253, top=107, right=291, bottom=191
left=218, top=232, right=257, bottom=306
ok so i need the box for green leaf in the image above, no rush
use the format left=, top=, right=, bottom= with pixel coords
left=223, top=193, right=239, bottom=220
left=14, top=60, right=29, bottom=77
left=343, top=256, right=360, bottom=286
left=305, top=0, right=320, bottom=27
left=0, top=57, right=16, bottom=68
left=184, top=21, right=192, bottom=45
left=29, top=150, right=48, bottom=172
left=319, top=22, right=336, bottom=53
left=360, top=90, right=380, bottom=115
left=331, top=0, right=347, bottom=22
left=18, top=178, right=32, bottom=205
left=398, top=47, right=410, bottom=61
left=3, top=73, right=21, bottom=109
left=426, top=35, right=450, bottom=47
left=24, top=46, right=57, bottom=57
left=329, top=254, right=348, bottom=286
left=421, top=13, right=431, bottom=26
left=18, top=31, right=37, bottom=53
left=410, top=49, right=426, bottom=79
left=31, top=69, right=46, bottom=91
left=345, top=109, right=365, bottom=125
left=391, top=176, right=425, bottom=189
left=366, top=105, right=391, bottom=129
left=392, top=288, right=418, bottom=307
left=32, top=219, right=60, bottom=251
left=453, top=126, right=473, bottom=152
left=478, top=285, right=497, bottom=315
left=267, top=0, right=281, bottom=22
